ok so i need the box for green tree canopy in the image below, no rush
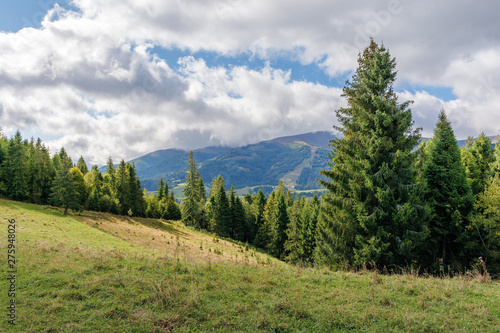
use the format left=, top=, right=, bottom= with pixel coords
left=423, top=111, right=474, bottom=268
left=316, top=40, right=422, bottom=268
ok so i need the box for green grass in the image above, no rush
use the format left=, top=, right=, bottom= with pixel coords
left=1, top=198, right=499, bottom=332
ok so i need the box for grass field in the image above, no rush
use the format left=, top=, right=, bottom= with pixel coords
left=1, top=198, right=499, bottom=332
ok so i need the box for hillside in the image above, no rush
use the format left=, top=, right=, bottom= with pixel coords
left=1, top=199, right=499, bottom=332
left=123, top=132, right=499, bottom=196
left=129, top=131, right=335, bottom=194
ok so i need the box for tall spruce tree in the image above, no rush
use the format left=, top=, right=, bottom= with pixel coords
left=115, top=160, right=131, bottom=215
left=423, top=111, right=474, bottom=269
left=271, top=193, right=289, bottom=259
left=316, top=40, right=422, bottom=268
left=77, top=156, right=89, bottom=175
left=50, top=155, right=81, bottom=214
left=4, top=131, right=29, bottom=201
left=182, top=151, right=206, bottom=227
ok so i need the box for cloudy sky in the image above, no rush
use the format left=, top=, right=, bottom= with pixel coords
left=1, top=0, right=499, bottom=165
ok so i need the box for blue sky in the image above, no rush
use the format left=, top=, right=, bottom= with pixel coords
left=0, top=0, right=498, bottom=164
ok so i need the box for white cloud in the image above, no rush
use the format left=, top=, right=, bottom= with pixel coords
left=0, top=0, right=499, bottom=164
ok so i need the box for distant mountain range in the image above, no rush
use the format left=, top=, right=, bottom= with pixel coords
left=104, top=132, right=499, bottom=197
left=124, top=131, right=335, bottom=196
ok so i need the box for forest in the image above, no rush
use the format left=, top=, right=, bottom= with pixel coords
left=1, top=41, right=499, bottom=276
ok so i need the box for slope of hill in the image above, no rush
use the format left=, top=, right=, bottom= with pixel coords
left=131, top=131, right=335, bottom=193
left=2, top=199, right=499, bottom=332
left=198, top=134, right=331, bottom=192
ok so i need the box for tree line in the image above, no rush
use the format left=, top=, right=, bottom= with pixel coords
left=0, top=132, right=181, bottom=219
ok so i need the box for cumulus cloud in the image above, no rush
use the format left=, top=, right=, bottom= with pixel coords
left=0, top=0, right=499, bottom=164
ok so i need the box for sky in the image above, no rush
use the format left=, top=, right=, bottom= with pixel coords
left=0, top=0, right=499, bottom=165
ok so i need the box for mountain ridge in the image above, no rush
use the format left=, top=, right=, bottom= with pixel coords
left=113, top=132, right=498, bottom=195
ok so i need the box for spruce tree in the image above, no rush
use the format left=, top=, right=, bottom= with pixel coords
left=271, top=193, right=289, bottom=259
left=229, top=187, right=246, bottom=241
left=77, top=156, right=89, bottom=175
left=316, top=40, right=422, bottom=268
left=50, top=155, right=81, bottom=214
left=251, top=189, right=267, bottom=245
left=157, top=178, right=165, bottom=201
left=4, top=131, right=29, bottom=201
left=423, top=111, right=474, bottom=268
left=128, top=163, right=145, bottom=216
left=115, top=160, right=131, bottom=215
left=182, top=151, right=206, bottom=227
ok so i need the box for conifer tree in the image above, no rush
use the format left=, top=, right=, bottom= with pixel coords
left=229, top=186, right=246, bottom=241
left=271, top=193, right=289, bottom=259
left=4, top=131, right=29, bottom=201
left=255, top=191, right=275, bottom=250
left=251, top=189, right=267, bottom=245
left=50, top=155, right=81, bottom=214
left=115, top=160, right=131, bottom=215
left=128, top=163, right=145, bottom=216
left=206, top=176, right=231, bottom=237
left=285, top=197, right=305, bottom=263
left=27, top=138, right=55, bottom=204
left=182, top=151, right=206, bottom=227
left=301, top=194, right=319, bottom=263
left=77, top=156, right=89, bottom=175
left=106, top=156, right=116, bottom=193
left=423, top=111, right=474, bottom=268
left=316, top=40, right=422, bottom=268
left=157, top=178, right=165, bottom=201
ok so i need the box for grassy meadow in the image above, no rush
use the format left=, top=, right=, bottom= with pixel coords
left=1, top=198, right=499, bottom=332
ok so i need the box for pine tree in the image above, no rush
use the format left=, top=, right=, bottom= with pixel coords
left=4, top=131, right=29, bottom=201
left=271, top=193, right=289, bottom=259
left=251, top=189, right=267, bottom=245
left=106, top=156, right=116, bottom=193
left=229, top=186, right=246, bottom=241
left=77, top=156, right=89, bottom=175
left=316, top=40, right=422, bottom=268
left=207, top=176, right=232, bottom=237
left=285, top=197, right=305, bottom=263
left=301, top=194, right=319, bottom=263
left=128, top=163, right=145, bottom=216
left=255, top=191, right=275, bottom=250
left=157, top=178, right=165, bottom=201
left=423, top=111, right=474, bottom=268
left=115, top=160, right=131, bottom=215
left=182, top=151, right=206, bottom=227
left=50, top=155, right=81, bottom=214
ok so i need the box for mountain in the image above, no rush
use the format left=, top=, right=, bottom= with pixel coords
left=130, top=131, right=336, bottom=194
